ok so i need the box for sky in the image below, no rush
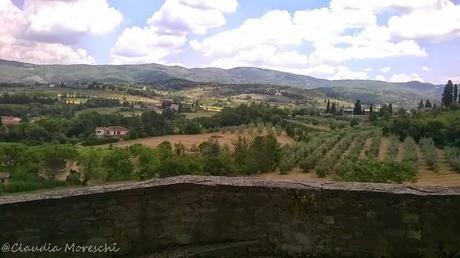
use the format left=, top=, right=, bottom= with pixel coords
left=1, top=0, right=460, bottom=84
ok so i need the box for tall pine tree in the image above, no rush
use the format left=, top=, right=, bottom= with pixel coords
left=425, top=99, right=432, bottom=108
left=442, top=80, right=454, bottom=107
left=331, top=102, right=336, bottom=114
left=326, top=100, right=331, bottom=113
left=454, top=84, right=458, bottom=103
left=353, top=99, right=362, bottom=115
left=418, top=100, right=424, bottom=108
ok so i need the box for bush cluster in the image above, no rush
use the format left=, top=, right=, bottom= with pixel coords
left=337, top=159, right=417, bottom=183
left=420, top=138, right=439, bottom=171
left=446, top=147, right=460, bottom=172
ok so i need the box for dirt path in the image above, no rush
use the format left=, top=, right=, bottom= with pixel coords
left=416, top=145, right=433, bottom=172
left=436, top=148, right=454, bottom=173
left=413, top=146, right=460, bottom=186
left=378, top=137, right=389, bottom=161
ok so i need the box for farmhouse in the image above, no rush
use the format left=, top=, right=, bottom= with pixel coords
left=1, top=116, right=21, bottom=126
left=95, top=126, right=129, bottom=138
left=342, top=105, right=381, bottom=116
left=0, top=172, right=10, bottom=184
left=343, top=108, right=354, bottom=115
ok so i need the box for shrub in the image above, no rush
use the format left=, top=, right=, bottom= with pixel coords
left=1, top=180, right=60, bottom=193
left=420, top=138, right=439, bottom=171
left=279, top=157, right=295, bottom=174
left=402, top=137, right=418, bottom=174
left=366, top=129, right=382, bottom=159
left=256, top=122, right=264, bottom=134
left=314, top=132, right=355, bottom=177
left=81, top=135, right=119, bottom=146
left=337, top=159, right=416, bottom=183
left=350, top=119, right=359, bottom=127
left=341, top=131, right=371, bottom=161
left=386, top=135, right=400, bottom=162
left=279, top=145, right=296, bottom=174
left=315, top=161, right=329, bottom=177
left=446, top=147, right=460, bottom=172
left=275, top=125, right=283, bottom=136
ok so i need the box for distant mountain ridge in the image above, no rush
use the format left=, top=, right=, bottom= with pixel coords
left=0, top=59, right=326, bottom=87
left=0, top=59, right=443, bottom=106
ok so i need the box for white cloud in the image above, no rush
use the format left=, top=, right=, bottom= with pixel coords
left=111, top=27, right=186, bottom=64
left=23, top=0, right=123, bottom=44
left=190, top=0, right=431, bottom=79
left=293, top=6, right=376, bottom=46
left=0, top=41, right=95, bottom=64
left=422, top=66, right=431, bottom=71
left=148, top=0, right=238, bottom=35
left=111, top=0, right=238, bottom=64
left=390, top=73, right=424, bottom=82
left=191, top=10, right=302, bottom=57
left=308, top=40, right=426, bottom=63
left=387, top=1, right=460, bottom=41
left=329, top=0, right=446, bottom=12
left=380, top=66, right=392, bottom=73
left=375, top=75, right=386, bottom=81
left=0, top=0, right=97, bottom=64
left=193, top=7, right=425, bottom=65
left=208, top=45, right=309, bottom=69
left=329, top=66, right=368, bottom=80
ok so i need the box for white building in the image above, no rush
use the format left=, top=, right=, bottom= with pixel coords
left=95, top=126, right=129, bottom=138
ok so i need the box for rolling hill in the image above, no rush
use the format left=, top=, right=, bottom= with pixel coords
left=0, top=59, right=443, bottom=106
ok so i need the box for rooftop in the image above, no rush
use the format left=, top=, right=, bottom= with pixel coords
left=95, top=126, right=128, bottom=131
left=0, top=172, right=10, bottom=179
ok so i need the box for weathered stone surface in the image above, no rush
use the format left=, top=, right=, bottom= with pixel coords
left=0, top=175, right=460, bottom=257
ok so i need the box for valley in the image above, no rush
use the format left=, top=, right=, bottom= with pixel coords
left=0, top=60, right=458, bottom=196
left=0, top=59, right=442, bottom=107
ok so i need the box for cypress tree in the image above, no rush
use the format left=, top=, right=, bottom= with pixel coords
left=425, top=99, right=432, bottom=108
left=353, top=99, right=362, bottom=115
left=454, top=84, right=458, bottom=103
left=326, top=100, right=330, bottom=113
left=331, top=102, right=336, bottom=114
left=418, top=100, right=424, bottom=108
left=442, top=80, right=454, bottom=107
left=388, top=103, right=393, bottom=114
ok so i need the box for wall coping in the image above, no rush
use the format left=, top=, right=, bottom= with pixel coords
left=1, top=176, right=460, bottom=205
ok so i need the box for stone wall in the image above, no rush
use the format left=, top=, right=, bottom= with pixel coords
left=1, top=176, right=460, bottom=257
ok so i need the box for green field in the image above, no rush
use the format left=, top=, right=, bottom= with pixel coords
left=74, top=107, right=121, bottom=117
left=183, top=110, right=217, bottom=119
